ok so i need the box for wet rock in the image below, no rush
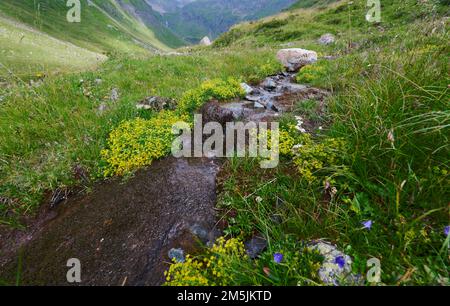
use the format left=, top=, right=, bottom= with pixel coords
left=244, top=234, right=267, bottom=259
left=199, top=36, right=212, bottom=46
left=262, top=78, right=277, bottom=91
left=200, top=100, right=234, bottom=127
left=168, top=248, right=185, bottom=263
left=266, top=101, right=279, bottom=112
left=136, top=96, right=176, bottom=112
left=254, top=102, right=264, bottom=108
left=189, top=224, right=209, bottom=244
left=276, top=48, right=318, bottom=72
left=110, top=87, right=119, bottom=102
left=318, top=33, right=336, bottom=45
left=308, top=240, right=363, bottom=286
left=241, top=82, right=254, bottom=95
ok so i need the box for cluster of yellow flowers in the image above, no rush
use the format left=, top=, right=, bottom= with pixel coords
left=165, top=237, right=247, bottom=286
left=177, top=78, right=245, bottom=113
left=256, top=124, right=310, bottom=157
left=296, top=63, right=327, bottom=83
left=101, top=111, right=189, bottom=176
left=293, top=137, right=347, bottom=182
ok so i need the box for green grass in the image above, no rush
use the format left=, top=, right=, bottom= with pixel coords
left=0, top=15, right=107, bottom=79
left=168, top=0, right=449, bottom=285
left=0, top=0, right=186, bottom=78
left=0, top=48, right=281, bottom=227
left=0, top=0, right=448, bottom=285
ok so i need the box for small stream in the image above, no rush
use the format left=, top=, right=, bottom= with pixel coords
left=0, top=73, right=328, bottom=285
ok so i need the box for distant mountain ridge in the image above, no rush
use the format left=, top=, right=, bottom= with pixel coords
left=147, top=0, right=299, bottom=44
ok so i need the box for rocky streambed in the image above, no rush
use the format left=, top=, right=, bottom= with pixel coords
left=0, top=58, right=333, bottom=285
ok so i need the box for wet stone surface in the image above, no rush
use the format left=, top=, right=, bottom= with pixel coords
left=0, top=157, right=221, bottom=286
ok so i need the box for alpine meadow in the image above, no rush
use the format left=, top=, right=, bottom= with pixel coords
left=0, top=0, right=448, bottom=290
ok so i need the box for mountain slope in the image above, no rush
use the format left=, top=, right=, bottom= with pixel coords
left=0, top=0, right=186, bottom=78
left=0, top=0, right=180, bottom=53
left=151, top=0, right=299, bottom=43
left=0, top=14, right=107, bottom=78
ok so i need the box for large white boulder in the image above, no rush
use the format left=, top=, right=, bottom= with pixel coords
left=276, top=48, right=318, bottom=72
left=199, top=36, right=212, bottom=46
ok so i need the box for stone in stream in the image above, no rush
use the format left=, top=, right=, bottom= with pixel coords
left=262, top=78, right=277, bottom=91
left=200, top=100, right=235, bottom=126
left=254, top=102, right=265, bottom=108
left=168, top=248, right=185, bottom=263
left=241, top=82, right=254, bottom=95
left=276, top=48, right=318, bottom=72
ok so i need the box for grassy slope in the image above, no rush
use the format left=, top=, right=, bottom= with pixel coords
left=0, top=0, right=448, bottom=284
left=0, top=14, right=107, bottom=78
left=118, top=0, right=186, bottom=48
left=0, top=0, right=175, bottom=78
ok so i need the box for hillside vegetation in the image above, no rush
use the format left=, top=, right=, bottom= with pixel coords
left=0, top=0, right=448, bottom=285
left=0, top=0, right=182, bottom=78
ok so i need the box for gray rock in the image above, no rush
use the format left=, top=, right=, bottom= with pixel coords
left=262, top=78, right=277, bottom=90
left=94, top=78, right=103, bottom=85
left=266, top=101, right=279, bottom=112
left=308, top=240, right=363, bottom=286
left=276, top=48, right=318, bottom=72
left=318, top=33, right=336, bottom=45
left=189, top=224, right=209, bottom=244
left=136, top=96, right=176, bottom=112
left=254, top=102, right=265, bottom=108
left=240, top=82, right=254, bottom=95
left=245, top=95, right=261, bottom=102
left=110, top=88, right=119, bottom=102
left=244, top=234, right=267, bottom=259
left=200, top=100, right=234, bottom=127
left=168, top=248, right=185, bottom=263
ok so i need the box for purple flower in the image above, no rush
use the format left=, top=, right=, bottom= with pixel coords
left=334, top=256, right=346, bottom=269
left=444, top=226, right=450, bottom=237
left=273, top=253, right=283, bottom=264
left=362, top=220, right=373, bottom=230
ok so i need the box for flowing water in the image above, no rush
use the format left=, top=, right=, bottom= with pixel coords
left=0, top=73, right=328, bottom=285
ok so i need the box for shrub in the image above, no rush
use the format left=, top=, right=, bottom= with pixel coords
left=177, top=78, right=245, bottom=114
left=165, top=237, right=248, bottom=286
left=293, top=137, right=348, bottom=182
left=100, top=111, right=189, bottom=176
